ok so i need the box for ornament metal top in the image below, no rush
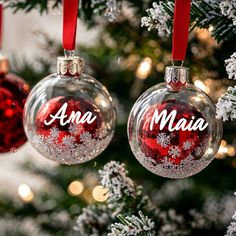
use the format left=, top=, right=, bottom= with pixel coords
left=57, top=55, right=84, bottom=76
left=23, top=52, right=116, bottom=164
left=128, top=65, right=223, bottom=178
left=165, top=66, right=188, bottom=88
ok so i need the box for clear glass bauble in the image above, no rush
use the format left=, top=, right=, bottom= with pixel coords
left=128, top=66, right=222, bottom=178
left=23, top=71, right=116, bottom=164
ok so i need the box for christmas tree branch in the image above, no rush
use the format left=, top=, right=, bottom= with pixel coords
left=142, top=0, right=236, bottom=43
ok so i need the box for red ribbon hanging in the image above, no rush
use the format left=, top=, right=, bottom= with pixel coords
left=0, top=4, right=3, bottom=50
left=172, top=0, right=191, bottom=61
left=63, top=0, right=79, bottom=51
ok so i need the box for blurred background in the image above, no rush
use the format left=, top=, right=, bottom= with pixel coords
left=1, top=1, right=236, bottom=235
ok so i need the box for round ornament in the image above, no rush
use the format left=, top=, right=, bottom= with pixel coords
left=128, top=66, right=222, bottom=178
left=0, top=54, right=30, bottom=153
left=23, top=56, right=116, bottom=164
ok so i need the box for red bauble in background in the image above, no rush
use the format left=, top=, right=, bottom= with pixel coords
left=128, top=66, right=222, bottom=178
left=0, top=72, right=29, bottom=153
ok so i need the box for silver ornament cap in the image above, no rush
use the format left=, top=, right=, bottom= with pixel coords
left=57, top=56, right=84, bottom=76
left=165, top=66, right=189, bottom=86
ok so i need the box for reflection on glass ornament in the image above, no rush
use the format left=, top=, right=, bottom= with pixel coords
left=23, top=54, right=116, bottom=164
left=0, top=53, right=30, bottom=153
left=128, top=66, right=222, bottom=178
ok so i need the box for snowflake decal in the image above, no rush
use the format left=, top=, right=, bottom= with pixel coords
left=80, top=131, right=93, bottom=142
left=168, top=146, right=180, bottom=158
left=50, top=126, right=60, bottom=138
left=194, top=147, right=203, bottom=157
left=156, top=132, right=171, bottom=148
left=62, top=135, right=76, bottom=146
left=68, top=123, right=83, bottom=135
left=183, top=141, right=192, bottom=150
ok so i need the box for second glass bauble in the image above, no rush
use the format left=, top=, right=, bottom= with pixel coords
left=128, top=66, right=222, bottom=178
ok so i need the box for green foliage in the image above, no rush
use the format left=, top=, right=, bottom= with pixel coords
left=5, top=0, right=61, bottom=14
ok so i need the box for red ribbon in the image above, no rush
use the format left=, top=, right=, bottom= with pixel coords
left=63, top=0, right=79, bottom=51
left=172, top=0, right=191, bottom=61
left=0, top=4, right=3, bottom=50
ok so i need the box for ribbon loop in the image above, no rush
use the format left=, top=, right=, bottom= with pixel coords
left=172, top=0, right=191, bottom=61
left=63, top=0, right=79, bottom=51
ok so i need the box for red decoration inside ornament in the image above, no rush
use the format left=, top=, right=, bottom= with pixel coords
left=0, top=73, right=29, bottom=153
left=36, top=96, right=102, bottom=144
left=138, top=100, right=209, bottom=165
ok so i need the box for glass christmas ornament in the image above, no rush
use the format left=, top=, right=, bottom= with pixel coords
left=23, top=54, right=116, bottom=164
left=128, top=66, right=222, bottom=178
left=0, top=53, right=30, bottom=153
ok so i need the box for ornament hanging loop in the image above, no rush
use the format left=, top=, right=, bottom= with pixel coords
left=64, top=49, right=75, bottom=58
left=62, top=0, right=79, bottom=51
left=172, top=0, right=191, bottom=61
left=171, top=60, right=184, bottom=67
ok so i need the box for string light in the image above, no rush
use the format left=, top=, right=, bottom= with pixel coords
left=18, top=184, right=34, bottom=202
left=136, top=57, right=152, bottom=80
left=92, top=185, right=108, bottom=202
left=227, top=146, right=236, bottom=157
left=208, top=25, right=214, bottom=32
left=68, top=180, right=84, bottom=196
left=216, top=140, right=228, bottom=159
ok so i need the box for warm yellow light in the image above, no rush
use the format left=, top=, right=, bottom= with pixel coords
left=227, top=146, right=236, bottom=157
left=156, top=63, right=165, bottom=72
left=216, top=140, right=229, bottom=159
left=194, top=80, right=210, bottom=93
left=92, top=185, right=108, bottom=202
left=18, top=184, right=34, bottom=202
left=68, top=180, right=84, bottom=196
left=218, top=146, right=228, bottom=154
left=209, top=26, right=214, bottom=32
left=136, top=57, right=152, bottom=80
left=221, top=140, right=227, bottom=147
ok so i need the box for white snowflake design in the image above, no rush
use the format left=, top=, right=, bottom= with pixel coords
left=194, top=147, right=203, bottom=157
left=156, top=132, right=171, bottom=148
left=31, top=126, right=113, bottom=164
left=183, top=141, right=193, bottom=150
left=168, top=146, right=180, bottom=158
left=68, top=123, right=83, bottom=135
